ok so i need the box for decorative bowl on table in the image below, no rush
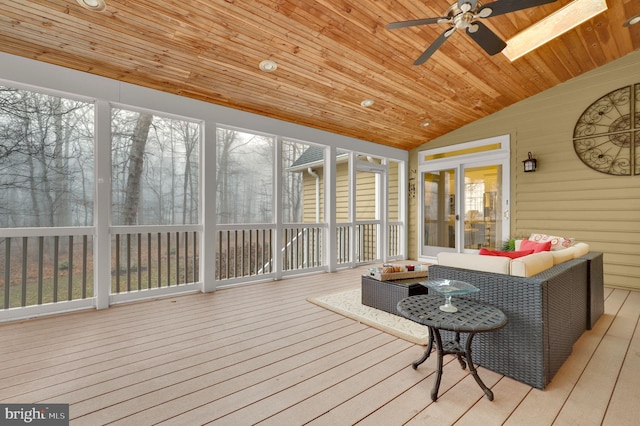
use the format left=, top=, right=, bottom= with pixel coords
left=423, top=279, right=479, bottom=312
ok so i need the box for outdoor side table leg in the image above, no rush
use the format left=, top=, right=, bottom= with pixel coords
left=412, top=326, right=434, bottom=369
left=464, top=333, right=494, bottom=401
left=430, top=328, right=445, bottom=402
left=454, top=332, right=467, bottom=370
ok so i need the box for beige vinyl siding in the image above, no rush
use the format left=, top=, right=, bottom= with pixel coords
left=301, top=162, right=378, bottom=223
left=387, top=161, right=399, bottom=222
left=355, top=171, right=376, bottom=221
left=409, top=50, right=640, bottom=291
left=301, top=170, right=324, bottom=223
left=335, top=163, right=350, bottom=222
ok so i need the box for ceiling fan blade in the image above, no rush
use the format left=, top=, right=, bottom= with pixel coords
left=478, top=0, right=558, bottom=18
left=466, top=22, right=507, bottom=55
left=414, top=28, right=456, bottom=65
left=386, top=17, right=449, bottom=30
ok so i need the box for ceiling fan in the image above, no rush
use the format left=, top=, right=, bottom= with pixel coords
left=387, top=0, right=559, bottom=65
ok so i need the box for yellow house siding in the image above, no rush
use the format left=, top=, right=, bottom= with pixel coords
left=335, top=163, right=350, bottom=222
left=388, top=161, right=400, bottom=222
left=301, top=170, right=324, bottom=223
left=301, top=162, right=378, bottom=223
left=355, top=171, right=377, bottom=221
left=409, top=50, right=640, bottom=290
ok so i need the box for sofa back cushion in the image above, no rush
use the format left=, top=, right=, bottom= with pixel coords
left=437, top=252, right=511, bottom=274
left=529, top=233, right=575, bottom=250
left=550, top=249, right=575, bottom=265
left=510, top=251, right=554, bottom=277
left=560, top=242, right=590, bottom=259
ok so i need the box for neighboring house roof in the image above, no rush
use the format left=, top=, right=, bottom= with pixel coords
left=288, top=146, right=349, bottom=172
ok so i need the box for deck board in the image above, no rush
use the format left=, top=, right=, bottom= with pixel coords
left=0, top=265, right=638, bottom=425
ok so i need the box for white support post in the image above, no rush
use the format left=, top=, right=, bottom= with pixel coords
left=94, top=100, right=112, bottom=309
left=326, top=145, right=337, bottom=272
left=202, top=121, right=217, bottom=292
left=399, top=160, right=408, bottom=259
left=348, top=152, right=357, bottom=268
left=379, top=160, right=388, bottom=263
left=274, top=138, right=283, bottom=279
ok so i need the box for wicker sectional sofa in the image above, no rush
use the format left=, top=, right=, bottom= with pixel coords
left=427, top=251, right=604, bottom=389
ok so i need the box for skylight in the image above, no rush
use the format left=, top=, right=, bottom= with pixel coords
left=502, top=0, right=608, bottom=61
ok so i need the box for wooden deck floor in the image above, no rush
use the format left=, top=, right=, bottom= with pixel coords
left=1, top=265, right=638, bottom=425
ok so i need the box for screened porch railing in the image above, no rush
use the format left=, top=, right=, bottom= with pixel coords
left=281, top=225, right=324, bottom=271
left=336, top=222, right=403, bottom=265
left=0, top=228, right=94, bottom=310
left=216, top=226, right=275, bottom=280
left=1, top=221, right=403, bottom=311
left=110, top=226, right=200, bottom=294
left=356, top=222, right=379, bottom=263
left=215, top=224, right=326, bottom=280
left=387, top=222, right=403, bottom=259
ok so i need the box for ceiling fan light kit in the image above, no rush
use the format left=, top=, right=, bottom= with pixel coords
left=387, top=0, right=559, bottom=65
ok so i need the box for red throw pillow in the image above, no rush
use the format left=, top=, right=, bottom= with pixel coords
left=479, top=248, right=534, bottom=259
left=520, top=239, right=552, bottom=253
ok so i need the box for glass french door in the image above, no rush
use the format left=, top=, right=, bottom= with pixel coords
left=463, top=164, right=503, bottom=250
left=420, top=162, right=508, bottom=258
left=422, top=169, right=457, bottom=257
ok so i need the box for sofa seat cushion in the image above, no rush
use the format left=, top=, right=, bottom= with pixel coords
left=437, top=252, right=511, bottom=274
left=510, top=251, right=554, bottom=277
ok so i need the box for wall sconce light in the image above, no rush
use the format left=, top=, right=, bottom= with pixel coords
left=523, top=152, right=537, bottom=172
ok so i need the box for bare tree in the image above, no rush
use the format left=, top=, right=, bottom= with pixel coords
left=216, top=128, right=274, bottom=224
left=122, top=113, right=152, bottom=225
left=181, top=121, right=198, bottom=224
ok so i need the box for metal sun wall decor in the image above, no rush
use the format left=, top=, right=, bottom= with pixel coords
left=573, top=83, right=640, bottom=176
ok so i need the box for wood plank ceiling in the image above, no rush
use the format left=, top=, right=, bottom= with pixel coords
left=0, top=0, right=638, bottom=150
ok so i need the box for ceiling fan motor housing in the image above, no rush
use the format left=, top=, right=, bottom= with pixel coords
left=447, top=2, right=482, bottom=30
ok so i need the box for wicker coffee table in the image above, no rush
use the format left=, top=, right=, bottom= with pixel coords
left=361, top=275, right=428, bottom=315
left=397, top=294, right=508, bottom=401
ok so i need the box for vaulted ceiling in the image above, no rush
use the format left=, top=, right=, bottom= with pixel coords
left=1, top=0, right=638, bottom=150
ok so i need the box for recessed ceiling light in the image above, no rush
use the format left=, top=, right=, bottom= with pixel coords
left=75, top=0, right=107, bottom=12
left=503, top=0, right=608, bottom=61
left=259, top=60, right=278, bottom=72
left=624, top=14, right=640, bottom=27
left=420, top=121, right=431, bottom=128
left=360, top=99, right=375, bottom=107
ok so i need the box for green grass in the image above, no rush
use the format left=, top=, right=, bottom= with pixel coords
left=1, top=265, right=197, bottom=309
